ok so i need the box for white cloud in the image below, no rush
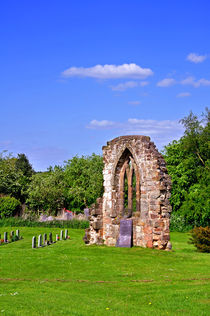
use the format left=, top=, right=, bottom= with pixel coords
left=176, top=92, right=191, bottom=98
left=86, top=118, right=184, bottom=148
left=180, top=76, right=210, bottom=87
left=62, top=63, right=153, bottom=79
left=157, top=78, right=176, bottom=87
left=88, top=120, right=116, bottom=129
left=111, top=81, right=138, bottom=91
left=186, top=53, right=207, bottom=63
left=128, top=101, right=141, bottom=105
left=111, top=80, right=149, bottom=91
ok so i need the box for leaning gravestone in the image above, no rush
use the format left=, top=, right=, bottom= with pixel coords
left=116, top=219, right=133, bottom=248
left=32, top=236, right=36, bottom=248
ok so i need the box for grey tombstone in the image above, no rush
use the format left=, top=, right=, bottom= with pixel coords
left=60, top=230, right=63, bottom=241
left=56, top=234, right=59, bottom=241
left=116, top=219, right=133, bottom=248
left=49, top=232, right=53, bottom=244
left=16, top=229, right=20, bottom=239
left=43, top=233, right=47, bottom=245
left=38, top=234, right=42, bottom=247
left=84, top=208, right=89, bottom=218
left=32, top=236, right=36, bottom=248
left=4, top=232, right=8, bottom=243
left=63, top=212, right=73, bottom=220
left=64, top=229, right=68, bottom=240
left=39, top=214, right=48, bottom=222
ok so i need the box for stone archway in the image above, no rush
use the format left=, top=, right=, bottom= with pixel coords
left=113, top=148, right=140, bottom=217
left=84, top=135, right=172, bottom=250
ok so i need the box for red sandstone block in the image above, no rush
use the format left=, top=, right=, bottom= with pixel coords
left=146, top=240, right=153, bottom=248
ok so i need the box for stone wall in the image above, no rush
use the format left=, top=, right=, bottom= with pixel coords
left=84, top=135, right=172, bottom=250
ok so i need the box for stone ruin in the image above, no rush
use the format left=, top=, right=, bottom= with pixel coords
left=84, top=135, right=172, bottom=250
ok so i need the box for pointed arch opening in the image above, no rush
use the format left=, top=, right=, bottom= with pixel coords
left=113, top=148, right=140, bottom=217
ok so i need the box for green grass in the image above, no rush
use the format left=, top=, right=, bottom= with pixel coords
left=0, top=228, right=209, bottom=315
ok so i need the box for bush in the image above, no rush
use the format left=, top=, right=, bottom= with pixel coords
left=189, top=226, right=210, bottom=253
left=0, top=217, right=89, bottom=229
left=170, top=213, right=193, bottom=232
left=0, top=196, right=21, bottom=218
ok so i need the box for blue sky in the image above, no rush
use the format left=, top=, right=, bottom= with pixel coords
left=1, top=0, right=210, bottom=170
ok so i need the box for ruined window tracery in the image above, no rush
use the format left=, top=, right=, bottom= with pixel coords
left=114, top=148, right=140, bottom=217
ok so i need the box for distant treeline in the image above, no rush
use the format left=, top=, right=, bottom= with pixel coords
left=0, top=152, right=103, bottom=217
left=0, top=108, right=209, bottom=229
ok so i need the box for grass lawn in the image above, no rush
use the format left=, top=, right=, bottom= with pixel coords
left=0, top=228, right=209, bottom=315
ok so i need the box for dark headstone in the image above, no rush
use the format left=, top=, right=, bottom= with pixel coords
left=116, top=219, right=133, bottom=248
left=32, top=236, right=36, bottom=248
left=49, top=232, right=53, bottom=244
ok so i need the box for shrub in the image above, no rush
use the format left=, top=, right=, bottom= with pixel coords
left=170, top=213, right=193, bottom=232
left=0, top=196, right=21, bottom=218
left=189, top=226, right=210, bottom=253
left=0, top=217, right=89, bottom=229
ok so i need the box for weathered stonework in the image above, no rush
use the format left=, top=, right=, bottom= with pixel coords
left=84, top=135, right=172, bottom=250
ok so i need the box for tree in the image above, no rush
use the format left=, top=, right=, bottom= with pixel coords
left=26, top=166, right=66, bottom=215
left=0, top=151, right=23, bottom=200
left=15, top=153, right=34, bottom=178
left=163, top=108, right=210, bottom=227
left=63, top=154, right=103, bottom=212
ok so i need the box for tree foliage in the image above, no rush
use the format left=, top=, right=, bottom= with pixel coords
left=26, top=166, right=66, bottom=215
left=163, top=108, right=210, bottom=227
left=0, top=152, right=33, bottom=203
left=63, top=154, right=104, bottom=212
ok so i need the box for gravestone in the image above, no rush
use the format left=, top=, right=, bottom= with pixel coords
left=56, top=234, right=59, bottom=241
left=64, top=229, right=68, bottom=240
left=39, top=214, right=48, bottom=222
left=43, top=233, right=47, bottom=245
left=10, top=231, right=14, bottom=241
left=116, top=219, right=133, bottom=248
left=60, top=230, right=63, bottom=241
left=16, top=230, right=20, bottom=239
left=84, top=208, right=89, bottom=218
left=63, top=212, right=73, bottom=220
left=38, top=234, right=42, bottom=247
left=49, top=232, right=53, bottom=244
left=32, top=236, right=36, bottom=248
left=4, top=232, right=8, bottom=243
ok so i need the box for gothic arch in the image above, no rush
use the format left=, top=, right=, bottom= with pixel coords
left=113, top=148, right=140, bottom=216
